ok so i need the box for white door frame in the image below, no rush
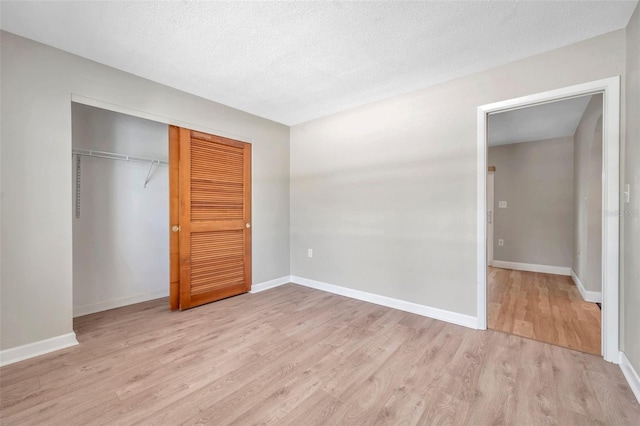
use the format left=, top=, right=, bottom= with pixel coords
left=476, top=76, right=620, bottom=363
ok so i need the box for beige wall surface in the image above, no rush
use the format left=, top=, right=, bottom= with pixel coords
left=623, top=3, right=640, bottom=380
left=0, top=31, right=290, bottom=350
left=290, top=29, right=626, bottom=316
left=573, top=95, right=603, bottom=292
left=489, top=136, right=574, bottom=267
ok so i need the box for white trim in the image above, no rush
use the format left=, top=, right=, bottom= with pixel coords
left=477, top=106, right=488, bottom=330
left=491, top=260, right=571, bottom=276
left=477, top=76, right=620, bottom=362
left=619, top=352, right=640, bottom=404
left=0, top=333, right=79, bottom=367
left=250, top=276, right=291, bottom=293
left=73, top=290, right=169, bottom=317
left=571, top=270, right=602, bottom=303
left=600, top=77, right=620, bottom=363
left=290, top=276, right=478, bottom=330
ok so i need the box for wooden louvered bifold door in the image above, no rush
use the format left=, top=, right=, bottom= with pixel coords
left=175, top=127, right=251, bottom=310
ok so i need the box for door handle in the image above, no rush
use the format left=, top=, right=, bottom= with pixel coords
left=172, top=225, right=181, bottom=232
left=246, top=223, right=251, bottom=229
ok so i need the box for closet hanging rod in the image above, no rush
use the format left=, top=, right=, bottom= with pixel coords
left=72, top=148, right=168, bottom=165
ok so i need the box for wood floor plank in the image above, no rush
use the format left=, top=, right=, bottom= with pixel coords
left=371, top=388, right=427, bottom=426
left=337, top=322, right=444, bottom=425
left=320, top=324, right=420, bottom=424
left=514, top=337, right=561, bottom=424
left=488, top=266, right=602, bottom=354
left=278, top=389, right=344, bottom=425
left=1, top=283, right=638, bottom=425
left=463, top=331, right=520, bottom=424
left=182, top=326, right=343, bottom=425
left=416, top=390, right=471, bottom=425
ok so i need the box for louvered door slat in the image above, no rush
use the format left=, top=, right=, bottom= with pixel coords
left=191, top=139, right=244, bottom=222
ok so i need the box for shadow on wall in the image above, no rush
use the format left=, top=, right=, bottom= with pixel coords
left=573, top=95, right=603, bottom=295
left=585, top=115, right=603, bottom=294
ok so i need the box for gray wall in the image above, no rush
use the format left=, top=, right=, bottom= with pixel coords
left=623, top=2, right=640, bottom=383
left=488, top=136, right=574, bottom=267
left=290, top=29, right=626, bottom=316
left=72, top=104, right=169, bottom=316
left=0, top=31, right=290, bottom=351
left=573, top=95, right=603, bottom=292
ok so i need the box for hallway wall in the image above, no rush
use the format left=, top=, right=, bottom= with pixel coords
left=573, top=95, right=603, bottom=293
left=489, top=136, right=574, bottom=268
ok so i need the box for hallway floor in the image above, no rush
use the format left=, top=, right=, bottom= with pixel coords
left=488, top=267, right=601, bottom=355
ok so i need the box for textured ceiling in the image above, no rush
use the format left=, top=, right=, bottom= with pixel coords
left=0, top=1, right=637, bottom=125
left=488, top=95, right=593, bottom=146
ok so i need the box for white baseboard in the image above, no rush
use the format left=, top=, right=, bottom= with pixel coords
left=619, top=352, right=640, bottom=404
left=73, top=289, right=169, bottom=317
left=0, top=332, right=79, bottom=367
left=290, top=276, right=478, bottom=330
left=570, top=270, right=602, bottom=303
left=492, top=260, right=571, bottom=276
left=250, top=276, right=292, bottom=293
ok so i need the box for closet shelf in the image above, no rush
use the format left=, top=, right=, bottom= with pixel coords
left=73, top=148, right=169, bottom=218
left=72, top=149, right=168, bottom=165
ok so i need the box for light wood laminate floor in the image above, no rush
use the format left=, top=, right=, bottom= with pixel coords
left=488, top=267, right=602, bottom=355
left=2, top=284, right=637, bottom=425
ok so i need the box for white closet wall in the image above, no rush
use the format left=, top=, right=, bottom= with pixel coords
left=72, top=103, right=169, bottom=316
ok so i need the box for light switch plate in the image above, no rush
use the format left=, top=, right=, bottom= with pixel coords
left=624, top=184, right=630, bottom=204
left=498, top=201, right=507, bottom=208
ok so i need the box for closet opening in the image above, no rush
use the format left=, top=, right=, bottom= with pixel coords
left=71, top=103, right=170, bottom=317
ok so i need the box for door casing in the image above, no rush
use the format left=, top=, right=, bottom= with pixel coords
left=476, top=76, right=620, bottom=363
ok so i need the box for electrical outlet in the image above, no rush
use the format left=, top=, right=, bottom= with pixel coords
left=308, top=249, right=313, bottom=258
left=498, top=201, right=507, bottom=208
left=498, top=239, right=504, bottom=247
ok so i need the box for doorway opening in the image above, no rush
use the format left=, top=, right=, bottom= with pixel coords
left=486, top=93, right=602, bottom=355
left=476, top=77, right=620, bottom=363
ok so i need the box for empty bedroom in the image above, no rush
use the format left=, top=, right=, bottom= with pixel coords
left=1, top=1, right=639, bottom=425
